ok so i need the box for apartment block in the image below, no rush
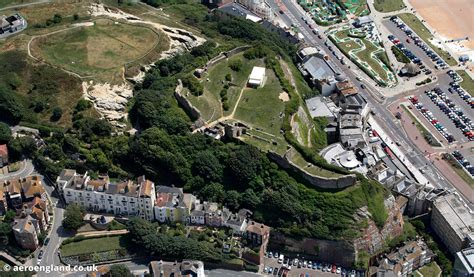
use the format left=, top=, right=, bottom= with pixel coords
left=431, top=194, right=474, bottom=255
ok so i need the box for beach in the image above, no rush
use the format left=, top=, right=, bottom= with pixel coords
left=408, top=0, right=474, bottom=50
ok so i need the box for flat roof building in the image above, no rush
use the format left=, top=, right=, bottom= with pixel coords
left=453, top=246, right=474, bottom=277
left=305, top=96, right=338, bottom=120
left=354, top=16, right=373, bottom=27
left=431, top=194, right=474, bottom=255
left=248, top=66, right=266, bottom=87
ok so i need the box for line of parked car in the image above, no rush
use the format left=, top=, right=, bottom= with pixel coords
left=451, top=151, right=474, bottom=176
left=425, top=87, right=474, bottom=141
left=264, top=252, right=361, bottom=277
left=447, top=70, right=474, bottom=108
left=389, top=16, right=448, bottom=70
left=409, top=95, right=455, bottom=143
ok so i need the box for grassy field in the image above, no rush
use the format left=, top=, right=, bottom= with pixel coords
left=402, top=104, right=442, bottom=147
left=456, top=70, right=474, bottom=96
left=373, top=0, right=405, bottom=13
left=187, top=53, right=263, bottom=122
left=32, top=18, right=161, bottom=83
left=418, top=262, right=441, bottom=277
left=233, top=69, right=285, bottom=137
left=60, top=235, right=129, bottom=257
left=398, top=13, right=457, bottom=66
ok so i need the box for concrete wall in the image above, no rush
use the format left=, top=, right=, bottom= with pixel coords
left=269, top=232, right=356, bottom=267
left=267, top=150, right=357, bottom=190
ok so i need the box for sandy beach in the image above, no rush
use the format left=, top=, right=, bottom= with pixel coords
left=408, top=0, right=474, bottom=50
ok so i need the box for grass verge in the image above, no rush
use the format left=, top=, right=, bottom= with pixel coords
left=456, top=70, right=474, bottom=96
left=397, top=13, right=457, bottom=66
left=443, top=154, right=474, bottom=188
left=401, top=105, right=441, bottom=147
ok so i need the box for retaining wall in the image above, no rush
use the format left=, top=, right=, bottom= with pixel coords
left=267, top=150, right=356, bottom=189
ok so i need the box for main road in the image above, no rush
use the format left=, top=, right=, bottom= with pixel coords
left=267, top=0, right=472, bottom=206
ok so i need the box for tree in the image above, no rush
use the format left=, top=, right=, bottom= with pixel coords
left=0, top=85, right=25, bottom=124
left=192, top=151, right=224, bottom=182
left=51, top=107, right=63, bottom=122
left=73, top=14, right=79, bottom=21
left=225, top=73, right=232, bottom=82
left=0, top=122, right=11, bottom=144
left=62, top=204, right=84, bottom=231
left=7, top=137, right=36, bottom=161
left=225, top=190, right=241, bottom=210
left=74, top=99, right=92, bottom=113
left=3, top=210, right=16, bottom=223
left=52, top=14, right=62, bottom=24
left=107, top=264, right=132, bottom=277
left=229, top=59, right=243, bottom=71
left=0, top=222, right=12, bottom=245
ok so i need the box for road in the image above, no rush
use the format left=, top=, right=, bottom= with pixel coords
left=0, top=159, right=35, bottom=182
left=32, top=176, right=73, bottom=277
left=267, top=0, right=472, bottom=206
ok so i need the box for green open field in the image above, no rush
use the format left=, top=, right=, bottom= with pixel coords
left=31, top=18, right=163, bottom=83
left=457, top=70, right=474, bottom=96
left=397, top=13, right=457, bottom=66
left=60, top=235, right=129, bottom=257
left=233, top=69, right=285, bottom=137
left=417, top=262, right=441, bottom=277
left=373, top=0, right=405, bottom=13
left=187, top=53, right=262, bottom=122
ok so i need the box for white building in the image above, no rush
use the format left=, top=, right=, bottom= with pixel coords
left=248, top=66, right=266, bottom=88
left=57, top=170, right=156, bottom=221
left=236, top=0, right=273, bottom=20
left=154, top=186, right=196, bottom=223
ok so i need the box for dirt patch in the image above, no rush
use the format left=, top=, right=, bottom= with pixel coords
left=279, top=91, right=289, bottom=102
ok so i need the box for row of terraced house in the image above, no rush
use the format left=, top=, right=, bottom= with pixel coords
left=56, top=169, right=270, bottom=239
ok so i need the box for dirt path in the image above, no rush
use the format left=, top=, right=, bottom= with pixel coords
left=27, top=26, right=93, bottom=79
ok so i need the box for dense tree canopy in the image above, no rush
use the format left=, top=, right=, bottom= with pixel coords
left=62, top=204, right=85, bottom=231
left=0, top=122, right=12, bottom=144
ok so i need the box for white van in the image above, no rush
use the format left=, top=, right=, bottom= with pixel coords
left=278, top=254, right=284, bottom=264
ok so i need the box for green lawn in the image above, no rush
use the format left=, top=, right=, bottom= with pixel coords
left=456, top=70, right=474, bottom=96
left=397, top=13, right=457, bottom=66
left=60, top=235, right=129, bottom=257
left=187, top=53, right=262, bottom=122
left=373, top=0, right=405, bottom=13
left=233, top=69, right=285, bottom=136
left=418, top=262, right=441, bottom=277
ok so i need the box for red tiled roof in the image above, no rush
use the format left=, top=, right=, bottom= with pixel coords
left=0, top=144, right=8, bottom=157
